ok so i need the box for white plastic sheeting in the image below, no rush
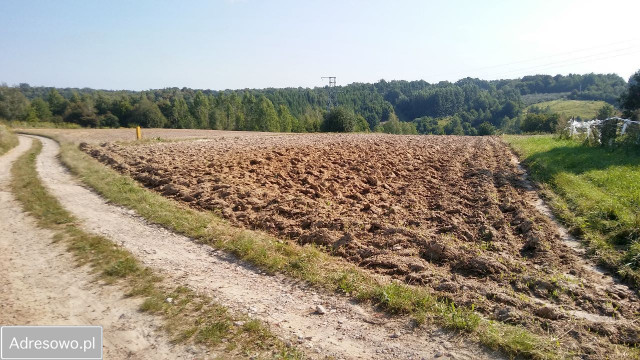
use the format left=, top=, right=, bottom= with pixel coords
left=568, top=117, right=640, bottom=143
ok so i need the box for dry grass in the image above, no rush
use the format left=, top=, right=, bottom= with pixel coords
left=0, top=123, right=18, bottom=155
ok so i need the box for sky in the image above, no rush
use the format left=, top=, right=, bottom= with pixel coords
left=1, top=0, right=638, bottom=91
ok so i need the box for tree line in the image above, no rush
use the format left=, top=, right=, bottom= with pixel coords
left=0, top=72, right=630, bottom=135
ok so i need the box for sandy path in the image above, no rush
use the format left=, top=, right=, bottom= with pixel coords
left=25, top=135, right=502, bottom=359
left=0, top=137, right=203, bottom=359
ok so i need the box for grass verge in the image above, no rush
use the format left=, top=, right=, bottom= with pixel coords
left=0, top=123, right=19, bottom=155
left=10, top=138, right=302, bottom=359
left=504, top=135, right=640, bottom=288
left=13, top=131, right=571, bottom=359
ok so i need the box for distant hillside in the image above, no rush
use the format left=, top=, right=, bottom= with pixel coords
left=526, top=99, right=608, bottom=120
left=0, top=73, right=628, bottom=135
left=521, top=92, right=570, bottom=106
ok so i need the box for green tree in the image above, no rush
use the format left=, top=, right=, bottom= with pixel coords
left=69, top=91, right=81, bottom=104
left=413, top=116, right=444, bottom=134
left=477, top=121, right=496, bottom=135
left=94, top=92, right=111, bottom=115
left=520, top=113, right=559, bottom=133
left=596, top=104, right=615, bottom=120
left=234, top=112, right=246, bottom=131
left=157, top=99, right=173, bottom=120
left=241, top=92, right=257, bottom=131
left=379, top=114, right=418, bottom=134
left=619, top=70, right=640, bottom=120
left=321, top=107, right=361, bottom=132
left=248, top=96, right=279, bottom=132
left=191, top=91, right=210, bottom=129
left=25, top=106, right=39, bottom=123
left=209, top=107, right=222, bottom=130
left=111, top=97, right=133, bottom=125
left=0, top=87, right=30, bottom=120
left=354, top=114, right=370, bottom=132
left=218, top=99, right=233, bottom=130
left=100, top=113, right=120, bottom=128
left=444, top=117, right=464, bottom=135
left=64, top=101, right=99, bottom=127
left=300, top=106, right=321, bottom=132
left=170, top=97, right=194, bottom=129
left=47, top=89, right=68, bottom=116
left=499, top=100, right=520, bottom=119
left=31, top=97, right=52, bottom=121
left=277, top=104, right=294, bottom=132
left=130, top=98, right=167, bottom=128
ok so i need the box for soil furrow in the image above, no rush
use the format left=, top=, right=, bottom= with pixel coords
left=82, top=133, right=640, bottom=358
left=28, top=134, right=499, bottom=359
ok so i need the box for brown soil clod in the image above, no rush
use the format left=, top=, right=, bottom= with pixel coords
left=84, top=133, right=640, bottom=357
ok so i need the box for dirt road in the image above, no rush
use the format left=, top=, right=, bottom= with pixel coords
left=25, top=135, right=501, bottom=359
left=0, top=137, right=200, bottom=359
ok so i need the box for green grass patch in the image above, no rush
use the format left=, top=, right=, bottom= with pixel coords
left=504, top=135, right=640, bottom=287
left=525, top=99, right=608, bottom=120
left=10, top=138, right=302, bottom=359
left=0, top=123, right=19, bottom=155
left=14, top=132, right=570, bottom=359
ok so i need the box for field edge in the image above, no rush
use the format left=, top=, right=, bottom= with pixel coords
left=503, top=134, right=640, bottom=290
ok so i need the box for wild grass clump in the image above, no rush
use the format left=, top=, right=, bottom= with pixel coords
left=0, top=122, right=19, bottom=155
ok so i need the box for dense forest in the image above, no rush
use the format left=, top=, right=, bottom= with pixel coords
left=0, top=73, right=630, bottom=135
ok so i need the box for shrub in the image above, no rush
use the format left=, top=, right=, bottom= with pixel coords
left=477, top=122, right=496, bottom=136
left=321, top=107, right=360, bottom=132
left=101, top=113, right=120, bottom=128
left=521, top=113, right=559, bottom=133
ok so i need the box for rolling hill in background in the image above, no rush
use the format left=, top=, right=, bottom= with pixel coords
left=1, top=73, right=628, bottom=135
left=525, top=99, right=609, bottom=120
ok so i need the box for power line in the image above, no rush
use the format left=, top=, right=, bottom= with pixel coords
left=522, top=50, right=640, bottom=74
left=485, top=45, right=640, bottom=78
left=423, top=38, right=640, bottom=81
left=463, top=38, right=640, bottom=74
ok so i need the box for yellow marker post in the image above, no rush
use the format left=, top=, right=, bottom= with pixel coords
left=136, top=126, right=142, bottom=140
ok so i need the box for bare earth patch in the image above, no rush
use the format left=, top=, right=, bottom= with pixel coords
left=31, top=135, right=499, bottom=360
left=84, top=133, right=639, bottom=357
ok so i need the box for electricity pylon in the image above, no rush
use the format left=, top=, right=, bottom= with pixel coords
left=321, top=76, right=337, bottom=111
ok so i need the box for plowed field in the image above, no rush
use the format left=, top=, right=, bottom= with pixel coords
left=83, top=133, right=640, bottom=357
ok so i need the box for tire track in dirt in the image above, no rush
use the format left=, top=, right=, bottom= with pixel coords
left=25, top=135, right=502, bottom=359
left=0, top=137, right=199, bottom=359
